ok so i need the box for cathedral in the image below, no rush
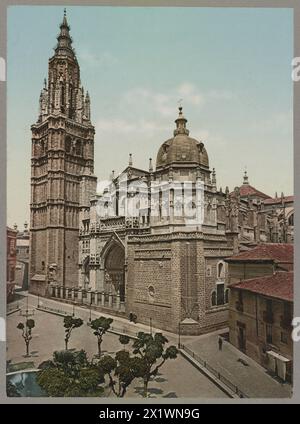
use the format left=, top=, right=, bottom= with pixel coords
left=29, top=12, right=294, bottom=335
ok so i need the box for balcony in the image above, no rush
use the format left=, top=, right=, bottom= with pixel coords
left=263, top=310, right=274, bottom=324
left=235, top=301, right=244, bottom=312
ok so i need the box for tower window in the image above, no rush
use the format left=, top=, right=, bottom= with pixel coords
left=216, top=283, right=225, bottom=305
left=211, top=290, right=217, bottom=307
left=217, top=261, right=225, bottom=279
left=65, top=136, right=71, bottom=153
left=225, top=288, right=229, bottom=304
left=75, top=140, right=82, bottom=156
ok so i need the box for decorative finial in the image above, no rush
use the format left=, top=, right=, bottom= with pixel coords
left=13, top=223, right=18, bottom=231
left=149, top=158, right=153, bottom=172
left=129, top=153, right=133, bottom=166
left=64, top=8, right=67, bottom=17
left=243, top=169, right=249, bottom=185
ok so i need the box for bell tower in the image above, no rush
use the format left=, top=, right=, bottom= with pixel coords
left=30, top=10, right=97, bottom=295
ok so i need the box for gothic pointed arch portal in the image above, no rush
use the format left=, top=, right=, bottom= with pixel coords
left=104, top=243, right=125, bottom=302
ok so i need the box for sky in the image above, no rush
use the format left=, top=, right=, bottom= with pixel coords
left=7, top=6, right=293, bottom=228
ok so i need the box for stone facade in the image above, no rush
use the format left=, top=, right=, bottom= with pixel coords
left=33, top=13, right=294, bottom=335
left=14, top=222, right=30, bottom=290
left=227, top=244, right=293, bottom=382
left=76, top=106, right=293, bottom=335
left=7, top=226, right=17, bottom=302
left=29, top=11, right=96, bottom=295
left=229, top=273, right=293, bottom=383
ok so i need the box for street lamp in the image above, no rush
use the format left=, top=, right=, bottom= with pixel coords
left=150, top=317, right=153, bottom=335
left=178, top=322, right=181, bottom=349
left=72, top=303, right=75, bottom=317
left=89, top=302, right=92, bottom=323
left=37, top=294, right=40, bottom=309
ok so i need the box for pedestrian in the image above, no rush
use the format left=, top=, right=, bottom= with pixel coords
left=218, top=336, right=223, bottom=351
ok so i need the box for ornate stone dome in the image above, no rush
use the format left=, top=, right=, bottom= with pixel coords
left=156, top=107, right=209, bottom=170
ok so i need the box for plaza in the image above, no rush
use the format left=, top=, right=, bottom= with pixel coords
left=6, top=291, right=292, bottom=399
left=7, top=292, right=226, bottom=398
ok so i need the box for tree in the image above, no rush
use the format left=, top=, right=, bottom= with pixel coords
left=16, top=319, right=35, bottom=356
left=37, top=350, right=104, bottom=397
left=63, top=315, right=83, bottom=350
left=90, top=316, right=113, bottom=357
left=7, top=380, right=20, bottom=397
left=119, top=334, right=130, bottom=350
left=132, top=332, right=178, bottom=397
left=98, top=351, right=145, bottom=398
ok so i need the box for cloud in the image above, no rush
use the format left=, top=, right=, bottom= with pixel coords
left=95, top=117, right=169, bottom=135
left=177, top=82, right=204, bottom=106
left=123, top=83, right=205, bottom=116
left=77, top=49, right=118, bottom=68
left=207, top=89, right=235, bottom=101
left=251, top=110, right=292, bottom=135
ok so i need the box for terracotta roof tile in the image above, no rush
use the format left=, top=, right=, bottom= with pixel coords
left=238, top=184, right=271, bottom=199
left=226, top=243, right=293, bottom=264
left=231, top=271, right=293, bottom=302
left=264, top=195, right=294, bottom=205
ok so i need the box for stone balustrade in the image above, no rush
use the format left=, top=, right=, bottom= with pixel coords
left=49, top=284, right=125, bottom=313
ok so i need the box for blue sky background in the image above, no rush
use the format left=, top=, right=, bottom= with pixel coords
left=7, top=6, right=293, bottom=227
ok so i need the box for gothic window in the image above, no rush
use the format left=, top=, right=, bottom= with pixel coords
left=288, top=213, right=294, bottom=226
left=211, top=290, right=217, bottom=307
left=60, top=84, right=65, bottom=113
left=225, top=288, right=229, bottom=304
left=65, top=136, right=71, bottom=153
left=75, top=140, right=82, bottom=156
left=216, top=283, right=225, bottom=305
left=217, top=261, right=225, bottom=279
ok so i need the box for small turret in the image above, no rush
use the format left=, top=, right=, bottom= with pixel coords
left=129, top=153, right=133, bottom=167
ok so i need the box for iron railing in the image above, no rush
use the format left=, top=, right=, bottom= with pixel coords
left=179, top=344, right=248, bottom=398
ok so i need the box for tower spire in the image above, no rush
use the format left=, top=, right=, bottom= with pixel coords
left=54, top=9, right=74, bottom=58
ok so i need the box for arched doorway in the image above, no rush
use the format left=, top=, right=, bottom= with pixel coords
left=104, top=243, right=125, bottom=301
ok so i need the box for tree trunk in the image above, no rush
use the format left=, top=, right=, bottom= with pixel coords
left=97, top=338, right=102, bottom=357
left=143, top=379, right=148, bottom=398
left=65, top=338, right=68, bottom=350
left=25, top=341, right=29, bottom=356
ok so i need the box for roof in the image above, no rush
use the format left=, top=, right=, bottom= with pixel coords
left=238, top=184, right=270, bottom=199
left=231, top=272, right=293, bottom=302
left=226, top=243, right=293, bottom=264
left=264, top=195, right=294, bottom=205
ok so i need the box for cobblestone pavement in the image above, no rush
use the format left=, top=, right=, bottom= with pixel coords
left=184, top=330, right=292, bottom=398
left=6, top=293, right=226, bottom=399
